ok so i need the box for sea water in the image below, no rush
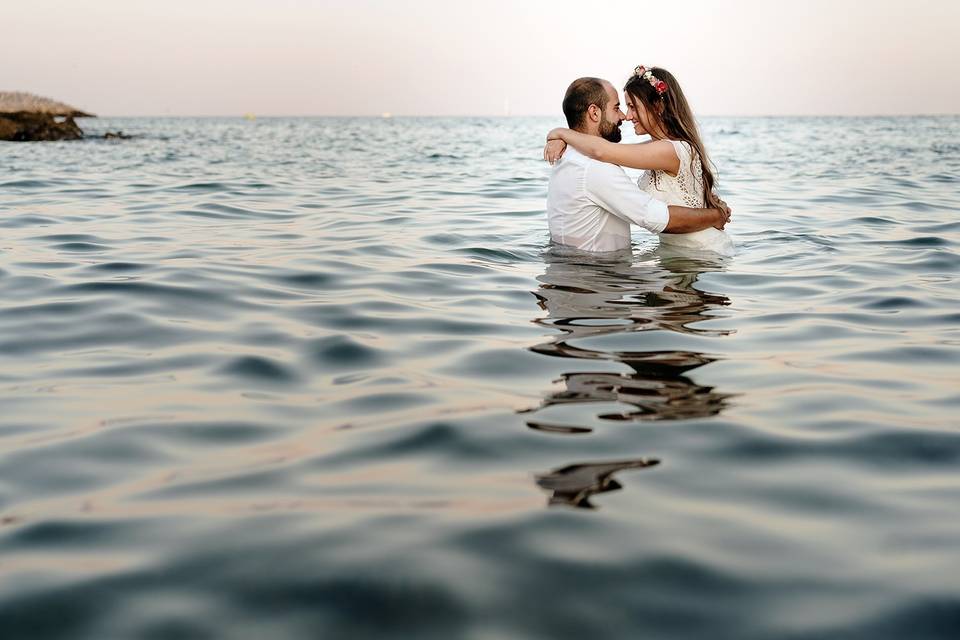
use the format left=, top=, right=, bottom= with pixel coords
left=1, top=116, right=958, bottom=639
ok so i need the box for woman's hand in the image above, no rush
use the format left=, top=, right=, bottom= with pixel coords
left=712, top=195, right=732, bottom=229
left=712, top=201, right=732, bottom=229
left=544, top=139, right=567, bottom=165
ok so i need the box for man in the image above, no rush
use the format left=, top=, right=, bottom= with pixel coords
left=546, top=77, right=730, bottom=252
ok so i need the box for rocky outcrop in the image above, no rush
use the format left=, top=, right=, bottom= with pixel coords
left=0, top=112, right=85, bottom=141
left=0, top=117, right=17, bottom=140
left=0, top=91, right=94, bottom=142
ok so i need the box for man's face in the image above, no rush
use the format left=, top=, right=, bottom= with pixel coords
left=598, top=83, right=626, bottom=143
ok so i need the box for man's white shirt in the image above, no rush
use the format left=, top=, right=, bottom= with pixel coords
left=546, top=147, right=670, bottom=252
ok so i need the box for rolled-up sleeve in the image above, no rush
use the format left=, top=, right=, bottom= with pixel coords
left=583, top=162, right=670, bottom=233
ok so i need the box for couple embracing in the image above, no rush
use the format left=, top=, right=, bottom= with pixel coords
left=545, top=66, right=734, bottom=255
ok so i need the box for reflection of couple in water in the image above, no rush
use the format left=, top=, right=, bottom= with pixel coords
left=544, top=66, right=734, bottom=256
left=532, top=66, right=736, bottom=507
left=528, top=246, right=733, bottom=429
left=527, top=246, right=735, bottom=507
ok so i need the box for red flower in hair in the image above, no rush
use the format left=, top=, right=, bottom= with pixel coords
left=635, top=64, right=668, bottom=95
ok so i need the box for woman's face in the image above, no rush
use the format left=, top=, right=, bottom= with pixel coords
left=625, top=94, right=656, bottom=137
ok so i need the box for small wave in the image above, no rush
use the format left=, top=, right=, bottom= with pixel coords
left=132, top=420, right=279, bottom=446
left=313, top=421, right=500, bottom=470
left=859, top=295, right=931, bottom=310
left=423, top=233, right=466, bottom=246
left=0, top=300, right=98, bottom=319
left=64, top=281, right=236, bottom=308
left=0, top=179, right=54, bottom=189
left=931, top=143, right=960, bottom=154
left=53, top=241, right=110, bottom=252
left=32, top=233, right=105, bottom=242
left=0, top=215, right=58, bottom=227
left=416, top=262, right=491, bottom=275
left=850, top=216, right=896, bottom=225
left=218, top=355, right=298, bottom=383
left=308, top=335, right=385, bottom=370
left=270, top=271, right=335, bottom=289
left=171, top=181, right=232, bottom=192
left=85, top=262, right=149, bottom=273
left=881, top=236, right=950, bottom=247
left=916, top=221, right=960, bottom=234
left=179, top=202, right=294, bottom=220
left=454, top=247, right=527, bottom=263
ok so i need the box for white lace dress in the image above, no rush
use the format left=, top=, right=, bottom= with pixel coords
left=638, top=140, right=734, bottom=256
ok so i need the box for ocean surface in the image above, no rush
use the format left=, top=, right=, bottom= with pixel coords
left=1, top=116, right=958, bottom=639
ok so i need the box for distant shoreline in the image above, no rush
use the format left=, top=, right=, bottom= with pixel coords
left=89, top=113, right=960, bottom=119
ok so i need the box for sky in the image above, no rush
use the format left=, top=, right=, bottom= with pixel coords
left=3, top=0, right=959, bottom=116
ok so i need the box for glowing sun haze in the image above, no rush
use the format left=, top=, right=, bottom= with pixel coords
left=4, top=0, right=958, bottom=116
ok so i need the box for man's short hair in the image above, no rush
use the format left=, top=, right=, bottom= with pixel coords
left=562, top=77, right=609, bottom=129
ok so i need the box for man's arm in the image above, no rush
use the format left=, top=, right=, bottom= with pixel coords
left=663, top=205, right=730, bottom=233
left=585, top=162, right=730, bottom=234
left=583, top=162, right=670, bottom=232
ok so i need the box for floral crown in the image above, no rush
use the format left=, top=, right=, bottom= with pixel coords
left=634, top=66, right=668, bottom=96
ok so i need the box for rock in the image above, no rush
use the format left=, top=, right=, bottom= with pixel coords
left=0, top=92, right=94, bottom=141
left=0, top=112, right=85, bottom=142
left=0, top=117, right=17, bottom=140
left=104, top=130, right=132, bottom=139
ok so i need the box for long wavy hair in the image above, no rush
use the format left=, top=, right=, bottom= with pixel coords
left=623, top=67, right=723, bottom=211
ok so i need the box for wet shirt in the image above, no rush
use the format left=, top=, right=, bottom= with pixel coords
left=547, top=147, right=670, bottom=252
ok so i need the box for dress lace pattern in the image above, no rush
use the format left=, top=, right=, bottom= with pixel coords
left=638, top=140, right=705, bottom=208
left=637, top=140, right=734, bottom=256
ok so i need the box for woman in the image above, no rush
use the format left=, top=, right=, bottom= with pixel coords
left=544, top=66, right=734, bottom=256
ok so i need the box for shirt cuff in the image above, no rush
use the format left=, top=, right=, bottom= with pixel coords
left=648, top=199, right=670, bottom=233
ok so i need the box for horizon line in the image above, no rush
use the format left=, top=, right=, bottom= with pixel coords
left=86, top=112, right=960, bottom=119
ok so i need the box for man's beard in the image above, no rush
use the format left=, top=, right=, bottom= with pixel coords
left=599, top=114, right=622, bottom=142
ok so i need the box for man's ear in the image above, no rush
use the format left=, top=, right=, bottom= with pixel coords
left=588, top=104, right=601, bottom=123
